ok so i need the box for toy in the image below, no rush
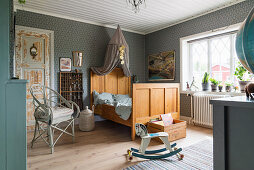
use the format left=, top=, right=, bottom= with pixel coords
left=127, top=123, right=184, bottom=160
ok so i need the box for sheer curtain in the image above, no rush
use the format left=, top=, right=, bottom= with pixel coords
left=91, top=25, right=131, bottom=77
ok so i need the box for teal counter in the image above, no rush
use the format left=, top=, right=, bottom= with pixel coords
left=211, top=96, right=254, bottom=170
left=6, top=80, right=28, bottom=170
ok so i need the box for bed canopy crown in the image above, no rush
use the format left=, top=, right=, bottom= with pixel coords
left=91, top=25, right=131, bottom=77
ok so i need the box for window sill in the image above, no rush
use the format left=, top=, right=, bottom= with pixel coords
left=180, top=90, right=245, bottom=96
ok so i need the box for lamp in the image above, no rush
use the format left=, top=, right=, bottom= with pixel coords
left=127, top=0, right=146, bottom=13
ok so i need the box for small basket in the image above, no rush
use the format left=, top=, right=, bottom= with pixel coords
left=79, top=106, right=95, bottom=131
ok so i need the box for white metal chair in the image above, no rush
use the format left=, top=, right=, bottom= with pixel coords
left=30, top=84, right=80, bottom=153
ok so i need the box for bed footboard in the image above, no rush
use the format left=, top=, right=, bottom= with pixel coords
left=131, top=83, right=180, bottom=140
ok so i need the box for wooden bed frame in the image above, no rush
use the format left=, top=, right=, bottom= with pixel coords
left=90, top=68, right=180, bottom=140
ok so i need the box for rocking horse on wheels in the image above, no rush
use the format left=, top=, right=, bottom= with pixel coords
left=127, top=123, right=184, bottom=160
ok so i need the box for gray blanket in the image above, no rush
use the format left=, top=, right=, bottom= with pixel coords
left=114, top=96, right=132, bottom=120
left=93, top=91, right=132, bottom=120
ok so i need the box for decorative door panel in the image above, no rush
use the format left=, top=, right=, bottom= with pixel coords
left=22, top=36, right=45, bottom=64
left=26, top=100, right=35, bottom=127
left=16, top=28, right=51, bottom=130
left=24, top=68, right=45, bottom=99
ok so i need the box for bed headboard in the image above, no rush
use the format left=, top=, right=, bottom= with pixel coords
left=90, top=68, right=131, bottom=106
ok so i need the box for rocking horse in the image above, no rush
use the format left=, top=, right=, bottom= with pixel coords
left=127, top=123, right=184, bottom=160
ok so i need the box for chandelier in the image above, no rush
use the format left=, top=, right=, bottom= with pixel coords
left=127, top=0, right=146, bottom=13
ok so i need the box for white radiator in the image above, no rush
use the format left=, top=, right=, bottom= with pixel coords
left=192, top=93, right=230, bottom=128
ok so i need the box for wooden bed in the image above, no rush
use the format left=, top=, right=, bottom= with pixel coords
left=90, top=68, right=180, bottom=140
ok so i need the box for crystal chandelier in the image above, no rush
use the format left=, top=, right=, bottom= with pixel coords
left=127, top=0, right=146, bottom=13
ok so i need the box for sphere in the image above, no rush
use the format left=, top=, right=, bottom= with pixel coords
left=236, top=7, right=254, bottom=74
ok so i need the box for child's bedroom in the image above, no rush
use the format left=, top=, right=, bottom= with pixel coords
left=1, top=0, right=254, bottom=170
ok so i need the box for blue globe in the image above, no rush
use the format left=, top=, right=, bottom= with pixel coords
left=236, top=7, right=254, bottom=74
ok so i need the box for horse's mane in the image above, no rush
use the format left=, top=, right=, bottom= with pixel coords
left=140, top=124, right=148, bottom=135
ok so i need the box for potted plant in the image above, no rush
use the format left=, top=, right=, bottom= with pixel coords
left=218, top=84, right=223, bottom=92
left=210, top=78, right=220, bottom=92
left=233, top=85, right=239, bottom=92
left=234, top=62, right=252, bottom=92
left=225, top=82, right=233, bottom=92
left=202, top=72, right=209, bottom=91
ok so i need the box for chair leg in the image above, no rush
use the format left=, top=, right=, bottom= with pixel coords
left=31, top=121, right=38, bottom=148
left=72, top=120, right=75, bottom=143
left=48, top=125, right=54, bottom=154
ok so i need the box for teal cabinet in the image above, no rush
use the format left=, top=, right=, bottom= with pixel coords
left=0, top=0, right=11, bottom=169
left=0, top=0, right=27, bottom=170
left=6, top=80, right=27, bottom=170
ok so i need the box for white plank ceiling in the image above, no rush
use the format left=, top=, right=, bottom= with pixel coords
left=14, top=0, right=245, bottom=34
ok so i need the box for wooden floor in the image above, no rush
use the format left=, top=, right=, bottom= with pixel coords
left=27, top=120, right=213, bottom=170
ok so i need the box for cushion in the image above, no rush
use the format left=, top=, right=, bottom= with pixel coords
left=93, top=90, right=114, bottom=105
left=51, top=107, right=74, bottom=124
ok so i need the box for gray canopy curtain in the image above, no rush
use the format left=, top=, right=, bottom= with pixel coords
left=91, top=25, right=131, bottom=77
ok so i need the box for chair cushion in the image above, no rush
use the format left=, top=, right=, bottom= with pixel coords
left=51, top=107, right=74, bottom=124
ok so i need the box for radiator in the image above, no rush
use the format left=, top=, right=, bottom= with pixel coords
left=192, top=93, right=230, bottom=127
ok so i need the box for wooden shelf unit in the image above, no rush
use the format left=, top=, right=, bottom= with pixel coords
left=60, top=72, right=83, bottom=110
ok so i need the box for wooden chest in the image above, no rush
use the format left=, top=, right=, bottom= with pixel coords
left=148, top=120, right=187, bottom=143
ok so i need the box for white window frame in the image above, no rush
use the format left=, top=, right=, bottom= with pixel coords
left=189, top=34, right=236, bottom=85
left=180, top=23, right=242, bottom=92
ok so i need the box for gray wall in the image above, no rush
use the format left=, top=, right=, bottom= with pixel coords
left=145, top=0, right=254, bottom=83
left=15, top=10, right=145, bottom=107
left=180, top=94, right=192, bottom=117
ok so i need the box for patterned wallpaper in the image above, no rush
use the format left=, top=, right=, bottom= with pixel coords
left=180, top=94, right=192, bottom=117
left=145, top=0, right=254, bottom=83
left=15, top=10, right=145, bottom=107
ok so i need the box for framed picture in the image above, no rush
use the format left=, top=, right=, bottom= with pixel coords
left=60, top=58, right=71, bottom=71
left=148, top=50, right=175, bottom=81
left=72, top=51, right=83, bottom=67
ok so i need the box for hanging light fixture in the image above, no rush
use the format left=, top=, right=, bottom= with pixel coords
left=127, top=0, right=146, bottom=13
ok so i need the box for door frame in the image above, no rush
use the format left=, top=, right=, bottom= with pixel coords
left=15, top=25, right=55, bottom=90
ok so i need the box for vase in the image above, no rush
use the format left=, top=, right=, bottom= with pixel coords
left=225, top=86, right=232, bottom=92
left=211, top=84, right=218, bottom=92
left=202, top=83, right=209, bottom=91
left=218, top=86, right=223, bottom=92
left=239, top=81, right=251, bottom=93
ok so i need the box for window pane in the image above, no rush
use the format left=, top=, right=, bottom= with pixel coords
left=190, top=40, right=208, bottom=89
left=210, top=35, right=231, bottom=84
left=187, top=33, right=241, bottom=91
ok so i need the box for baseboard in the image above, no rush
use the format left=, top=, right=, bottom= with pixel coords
left=180, top=116, right=192, bottom=124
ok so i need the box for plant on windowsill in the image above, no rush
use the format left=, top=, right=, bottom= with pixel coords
left=18, top=0, right=26, bottom=4
left=233, top=85, right=239, bottom=92
left=202, top=72, right=209, bottom=91
left=218, top=84, right=223, bottom=92
left=234, top=62, right=252, bottom=93
left=225, top=82, right=233, bottom=92
left=210, top=78, right=221, bottom=92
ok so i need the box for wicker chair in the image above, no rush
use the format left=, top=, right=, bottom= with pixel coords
left=30, top=84, right=80, bottom=153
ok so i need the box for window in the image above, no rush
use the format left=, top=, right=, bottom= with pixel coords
left=187, top=33, right=238, bottom=90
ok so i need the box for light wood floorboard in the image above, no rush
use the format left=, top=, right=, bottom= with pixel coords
left=27, top=120, right=213, bottom=170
